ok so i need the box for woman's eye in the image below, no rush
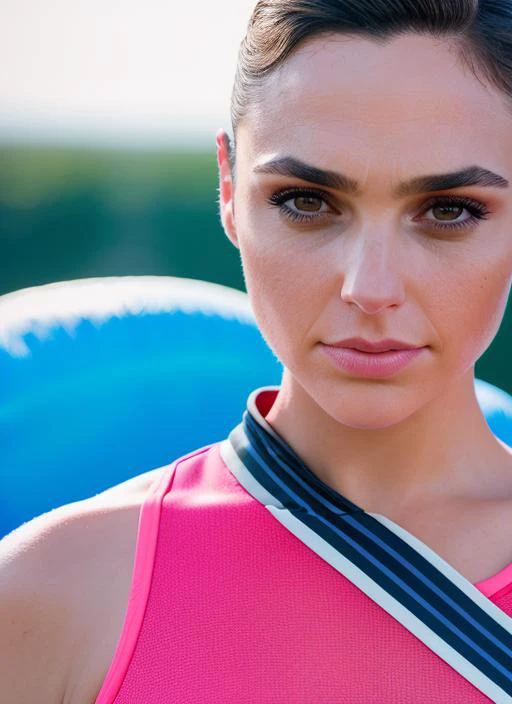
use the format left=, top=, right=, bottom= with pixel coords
left=266, top=188, right=335, bottom=224
left=287, top=194, right=329, bottom=214
left=419, top=198, right=490, bottom=231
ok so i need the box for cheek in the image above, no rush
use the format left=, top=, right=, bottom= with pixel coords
left=238, top=228, right=323, bottom=352
left=467, top=269, right=511, bottom=344
left=435, top=254, right=511, bottom=367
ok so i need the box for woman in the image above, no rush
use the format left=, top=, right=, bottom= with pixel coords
left=2, top=1, right=512, bottom=702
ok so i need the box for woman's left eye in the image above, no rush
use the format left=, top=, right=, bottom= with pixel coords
left=266, top=187, right=491, bottom=232
left=416, top=196, right=491, bottom=231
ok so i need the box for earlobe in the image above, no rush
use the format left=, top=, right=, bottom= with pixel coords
left=223, top=204, right=239, bottom=250
left=216, top=129, right=239, bottom=249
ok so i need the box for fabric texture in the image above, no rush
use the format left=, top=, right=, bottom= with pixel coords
left=95, top=387, right=512, bottom=704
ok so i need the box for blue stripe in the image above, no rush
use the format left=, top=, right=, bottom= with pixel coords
left=345, top=512, right=512, bottom=660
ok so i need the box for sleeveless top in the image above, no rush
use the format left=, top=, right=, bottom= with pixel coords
left=95, top=386, right=512, bottom=704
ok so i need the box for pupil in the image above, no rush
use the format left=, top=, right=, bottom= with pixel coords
left=295, top=196, right=321, bottom=212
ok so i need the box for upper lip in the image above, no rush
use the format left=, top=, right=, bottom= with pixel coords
left=324, top=337, right=424, bottom=353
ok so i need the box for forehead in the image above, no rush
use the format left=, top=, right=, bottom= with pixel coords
left=240, top=33, right=511, bottom=172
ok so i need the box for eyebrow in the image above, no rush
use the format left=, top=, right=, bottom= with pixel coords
left=253, top=156, right=509, bottom=197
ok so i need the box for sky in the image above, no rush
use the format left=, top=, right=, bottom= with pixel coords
left=0, top=0, right=258, bottom=147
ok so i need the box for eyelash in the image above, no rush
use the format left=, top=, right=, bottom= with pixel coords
left=266, top=186, right=491, bottom=232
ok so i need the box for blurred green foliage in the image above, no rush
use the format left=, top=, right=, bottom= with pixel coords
left=0, top=144, right=509, bottom=392
left=0, top=144, right=244, bottom=297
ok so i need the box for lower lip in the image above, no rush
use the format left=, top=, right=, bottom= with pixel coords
left=320, top=344, right=427, bottom=378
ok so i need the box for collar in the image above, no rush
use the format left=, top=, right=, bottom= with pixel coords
left=227, top=385, right=364, bottom=517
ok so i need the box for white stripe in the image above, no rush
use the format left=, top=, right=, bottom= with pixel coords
left=220, top=438, right=512, bottom=703
left=370, top=512, right=512, bottom=631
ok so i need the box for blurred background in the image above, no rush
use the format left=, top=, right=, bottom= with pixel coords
left=1, top=0, right=510, bottom=392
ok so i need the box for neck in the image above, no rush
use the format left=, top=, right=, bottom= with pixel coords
left=264, top=369, right=512, bottom=516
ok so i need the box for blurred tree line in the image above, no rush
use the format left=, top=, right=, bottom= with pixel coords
left=0, top=145, right=243, bottom=296
left=0, top=144, right=510, bottom=393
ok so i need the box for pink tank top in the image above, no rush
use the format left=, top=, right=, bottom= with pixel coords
left=95, top=389, right=512, bottom=704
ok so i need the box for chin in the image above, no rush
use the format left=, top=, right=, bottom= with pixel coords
left=344, top=419, right=403, bottom=430
left=320, top=393, right=419, bottom=431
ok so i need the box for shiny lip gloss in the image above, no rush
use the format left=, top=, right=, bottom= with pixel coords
left=319, top=344, right=428, bottom=379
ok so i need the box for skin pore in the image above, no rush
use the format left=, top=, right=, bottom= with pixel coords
left=217, top=32, right=512, bottom=526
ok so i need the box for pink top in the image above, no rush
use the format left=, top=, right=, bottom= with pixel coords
left=95, top=392, right=512, bottom=704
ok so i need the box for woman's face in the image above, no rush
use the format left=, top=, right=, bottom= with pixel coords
left=218, top=33, right=512, bottom=429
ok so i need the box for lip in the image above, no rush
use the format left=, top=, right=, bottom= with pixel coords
left=320, top=343, right=428, bottom=379
left=326, top=337, right=423, bottom=353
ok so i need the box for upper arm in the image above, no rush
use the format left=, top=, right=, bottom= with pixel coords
left=0, top=506, right=87, bottom=704
left=0, top=475, right=149, bottom=704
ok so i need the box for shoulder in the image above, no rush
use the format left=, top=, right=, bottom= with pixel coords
left=0, top=465, right=168, bottom=704
left=0, top=464, right=166, bottom=573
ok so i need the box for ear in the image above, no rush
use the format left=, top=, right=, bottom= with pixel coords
left=216, top=128, right=239, bottom=249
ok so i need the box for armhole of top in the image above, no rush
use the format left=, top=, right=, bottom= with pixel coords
left=94, top=445, right=215, bottom=704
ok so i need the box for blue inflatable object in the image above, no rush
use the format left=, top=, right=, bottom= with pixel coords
left=0, top=276, right=510, bottom=539
left=471, top=378, right=512, bottom=449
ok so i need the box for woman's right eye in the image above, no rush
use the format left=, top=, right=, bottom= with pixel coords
left=266, top=187, right=336, bottom=224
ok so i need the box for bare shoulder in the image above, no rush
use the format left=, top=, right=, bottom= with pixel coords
left=0, top=464, right=166, bottom=567
left=0, top=465, right=168, bottom=704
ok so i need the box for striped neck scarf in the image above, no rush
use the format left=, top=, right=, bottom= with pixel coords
left=219, top=386, right=512, bottom=703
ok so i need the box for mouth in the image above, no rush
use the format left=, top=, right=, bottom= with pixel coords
left=324, top=339, right=425, bottom=354
left=319, top=343, right=428, bottom=378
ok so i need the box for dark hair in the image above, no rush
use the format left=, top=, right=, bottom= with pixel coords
left=227, top=0, right=512, bottom=180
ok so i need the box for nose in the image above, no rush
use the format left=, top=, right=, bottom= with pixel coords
left=339, top=235, right=406, bottom=315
